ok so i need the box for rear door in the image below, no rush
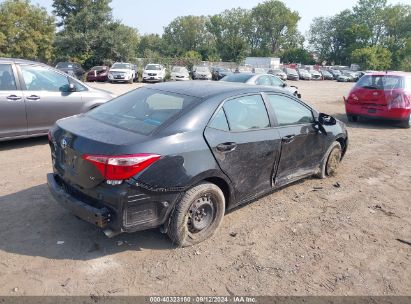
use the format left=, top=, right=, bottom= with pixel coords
left=265, top=93, right=325, bottom=187
left=204, top=94, right=282, bottom=204
left=0, top=63, right=27, bottom=139
left=17, top=64, right=86, bottom=135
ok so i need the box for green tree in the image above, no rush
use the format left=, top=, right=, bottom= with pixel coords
left=282, top=48, right=315, bottom=64
left=137, top=34, right=164, bottom=57
left=353, top=0, right=387, bottom=45
left=251, top=0, right=300, bottom=55
left=351, top=46, right=392, bottom=70
left=162, top=15, right=210, bottom=57
left=207, top=8, right=251, bottom=63
left=0, top=0, right=55, bottom=62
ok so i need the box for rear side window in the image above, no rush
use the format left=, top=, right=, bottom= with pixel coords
left=268, top=94, right=313, bottom=126
left=209, top=108, right=229, bottom=131
left=223, top=95, right=270, bottom=131
left=0, top=64, right=17, bottom=90
left=88, top=88, right=199, bottom=135
left=356, top=75, right=405, bottom=90
left=256, top=75, right=271, bottom=86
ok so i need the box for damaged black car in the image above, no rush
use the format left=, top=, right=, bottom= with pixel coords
left=47, top=81, right=348, bottom=246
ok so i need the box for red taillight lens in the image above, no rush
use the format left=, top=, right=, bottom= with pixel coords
left=82, top=154, right=161, bottom=180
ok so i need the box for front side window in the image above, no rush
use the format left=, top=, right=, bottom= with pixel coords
left=20, top=65, right=69, bottom=91
left=256, top=75, right=271, bottom=86
left=0, top=64, right=17, bottom=90
left=223, top=95, right=270, bottom=131
left=270, top=76, right=284, bottom=87
left=88, top=88, right=199, bottom=135
left=268, top=94, right=313, bottom=126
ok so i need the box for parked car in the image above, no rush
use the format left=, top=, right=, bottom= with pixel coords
left=308, top=69, right=322, bottom=80
left=283, top=68, right=299, bottom=80
left=108, top=62, right=136, bottom=84
left=211, top=67, right=232, bottom=81
left=297, top=68, right=312, bottom=80
left=132, top=64, right=139, bottom=82
left=142, top=64, right=166, bottom=83
left=47, top=81, right=348, bottom=246
left=337, top=71, right=356, bottom=82
left=220, top=73, right=301, bottom=98
left=252, top=67, right=266, bottom=74
left=344, top=72, right=411, bottom=128
left=0, top=58, right=116, bottom=141
left=268, top=69, right=287, bottom=81
left=193, top=66, right=212, bottom=80
left=329, top=69, right=342, bottom=80
left=55, top=62, right=85, bottom=80
left=170, top=66, right=190, bottom=81
left=86, top=66, right=109, bottom=82
left=320, top=70, right=334, bottom=80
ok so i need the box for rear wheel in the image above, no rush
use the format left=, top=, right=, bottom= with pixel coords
left=317, top=142, right=342, bottom=179
left=167, top=182, right=225, bottom=247
left=398, top=118, right=410, bottom=129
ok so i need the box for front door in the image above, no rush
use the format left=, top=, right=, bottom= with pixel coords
left=265, top=93, right=325, bottom=186
left=18, top=64, right=85, bottom=135
left=204, top=94, right=282, bottom=204
left=0, top=63, right=27, bottom=139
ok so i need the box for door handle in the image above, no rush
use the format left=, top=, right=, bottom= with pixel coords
left=216, top=142, right=237, bottom=152
left=26, top=95, right=40, bottom=101
left=6, top=95, right=22, bottom=101
left=282, top=134, right=296, bottom=143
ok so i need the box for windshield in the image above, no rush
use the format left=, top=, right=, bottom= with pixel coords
left=356, top=75, right=405, bottom=90
left=286, top=68, right=297, bottom=75
left=112, top=63, right=131, bottom=69
left=196, top=67, right=210, bottom=73
left=172, top=67, right=187, bottom=73
left=146, top=65, right=161, bottom=71
left=220, top=74, right=253, bottom=83
left=88, top=88, right=199, bottom=135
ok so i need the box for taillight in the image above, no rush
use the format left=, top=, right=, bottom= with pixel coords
left=82, top=154, right=161, bottom=180
left=48, top=130, right=53, bottom=141
left=389, top=94, right=410, bottom=109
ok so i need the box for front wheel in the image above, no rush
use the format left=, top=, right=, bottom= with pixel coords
left=167, top=182, right=225, bottom=247
left=317, top=141, right=342, bottom=179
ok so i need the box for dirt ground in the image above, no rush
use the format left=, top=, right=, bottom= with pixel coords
left=0, top=80, right=410, bottom=296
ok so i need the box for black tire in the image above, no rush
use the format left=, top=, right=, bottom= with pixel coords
left=347, top=115, right=358, bottom=122
left=398, top=118, right=410, bottom=129
left=317, top=142, right=342, bottom=179
left=167, top=182, right=225, bottom=247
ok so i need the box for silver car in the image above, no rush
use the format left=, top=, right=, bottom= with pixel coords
left=221, top=73, right=301, bottom=98
left=0, top=58, right=116, bottom=141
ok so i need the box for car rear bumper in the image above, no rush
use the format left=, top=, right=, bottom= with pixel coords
left=47, top=173, right=111, bottom=228
left=345, top=101, right=411, bottom=120
left=47, top=173, right=180, bottom=235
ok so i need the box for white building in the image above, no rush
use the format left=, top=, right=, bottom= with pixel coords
left=244, top=57, right=281, bottom=69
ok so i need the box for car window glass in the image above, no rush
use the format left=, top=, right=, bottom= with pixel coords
left=88, top=88, right=199, bottom=135
left=256, top=76, right=271, bottom=86
left=223, top=95, right=270, bottom=131
left=70, top=78, right=87, bottom=92
left=268, top=94, right=314, bottom=126
left=0, top=64, right=17, bottom=90
left=20, top=65, right=70, bottom=92
left=270, top=76, right=283, bottom=87
left=209, top=108, right=229, bottom=131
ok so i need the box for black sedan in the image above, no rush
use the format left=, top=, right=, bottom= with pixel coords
left=47, top=82, right=348, bottom=246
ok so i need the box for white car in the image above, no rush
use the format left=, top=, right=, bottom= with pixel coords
left=108, top=62, right=136, bottom=83
left=142, top=64, right=166, bottom=83
left=170, top=66, right=190, bottom=81
left=193, top=66, right=212, bottom=80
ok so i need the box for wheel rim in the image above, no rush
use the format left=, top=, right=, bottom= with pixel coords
left=187, top=195, right=215, bottom=233
left=326, top=147, right=341, bottom=176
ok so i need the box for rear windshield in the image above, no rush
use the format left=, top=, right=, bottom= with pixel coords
left=356, top=75, right=405, bottom=90
left=285, top=68, right=297, bottom=74
left=146, top=65, right=161, bottom=70
left=221, top=74, right=253, bottom=83
left=112, top=63, right=131, bottom=69
left=88, top=88, right=199, bottom=135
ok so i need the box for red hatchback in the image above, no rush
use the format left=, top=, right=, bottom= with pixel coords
left=86, top=65, right=109, bottom=82
left=344, top=72, right=411, bottom=128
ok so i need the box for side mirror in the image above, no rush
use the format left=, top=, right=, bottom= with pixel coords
left=318, top=113, right=336, bottom=126
left=68, top=83, right=76, bottom=92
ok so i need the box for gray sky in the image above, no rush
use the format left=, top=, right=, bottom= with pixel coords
left=32, top=0, right=403, bottom=36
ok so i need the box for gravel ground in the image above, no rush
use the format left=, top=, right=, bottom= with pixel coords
left=0, top=80, right=409, bottom=296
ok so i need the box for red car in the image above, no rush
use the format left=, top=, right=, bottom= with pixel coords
left=86, top=66, right=109, bottom=82
left=344, top=72, right=411, bottom=128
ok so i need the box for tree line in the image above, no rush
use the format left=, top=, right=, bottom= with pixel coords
left=0, top=0, right=410, bottom=71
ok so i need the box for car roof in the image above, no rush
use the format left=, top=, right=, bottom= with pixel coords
left=368, top=71, right=411, bottom=77
left=149, top=81, right=286, bottom=98
left=0, top=57, right=48, bottom=65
